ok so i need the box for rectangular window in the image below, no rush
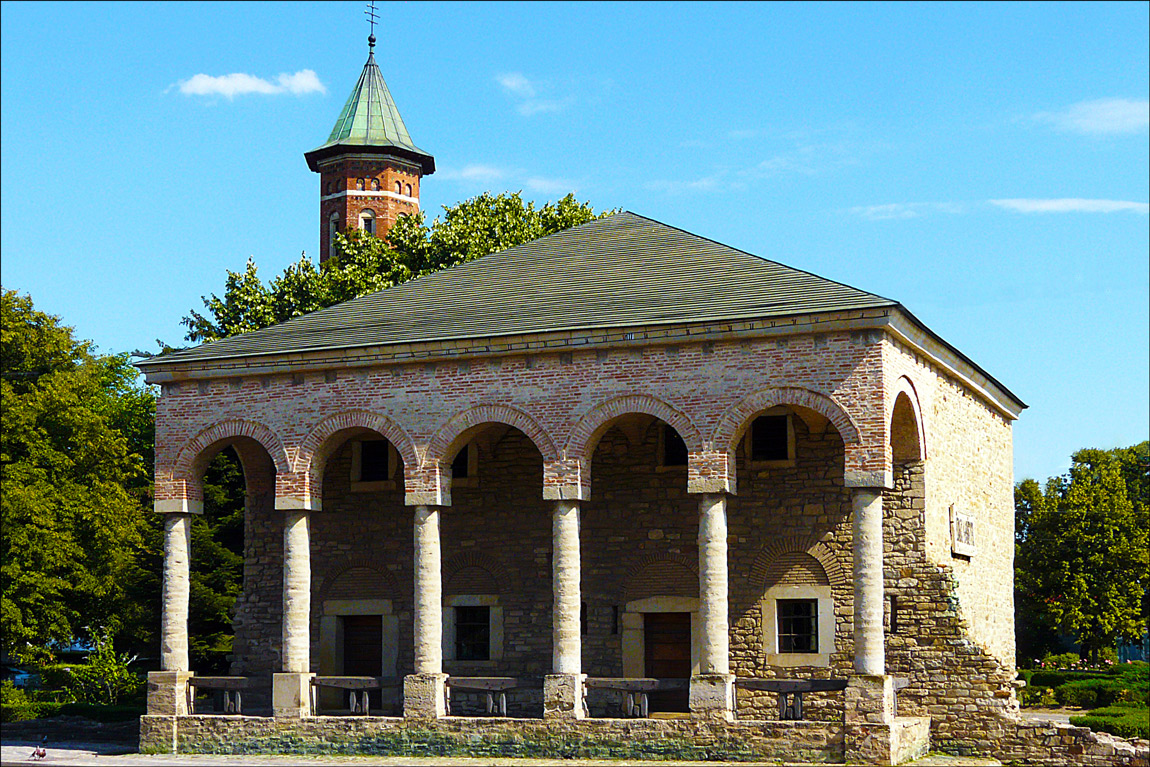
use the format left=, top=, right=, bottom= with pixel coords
left=752, top=415, right=790, bottom=461
left=451, top=447, right=469, bottom=479
left=777, top=599, right=818, bottom=653
left=359, top=440, right=390, bottom=482
left=454, top=605, right=490, bottom=661
left=662, top=424, right=688, bottom=466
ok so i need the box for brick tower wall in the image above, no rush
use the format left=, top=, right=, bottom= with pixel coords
left=318, top=156, right=421, bottom=262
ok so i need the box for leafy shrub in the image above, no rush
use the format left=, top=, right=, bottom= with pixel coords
left=1018, top=685, right=1057, bottom=708
left=1056, top=683, right=1098, bottom=708
left=1029, top=670, right=1106, bottom=689
left=1070, top=704, right=1150, bottom=740
left=60, top=631, right=142, bottom=705
left=57, top=703, right=144, bottom=722
left=0, top=700, right=65, bottom=723
left=1043, top=651, right=1081, bottom=669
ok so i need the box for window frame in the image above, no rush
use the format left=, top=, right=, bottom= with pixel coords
left=761, top=584, right=834, bottom=667
left=450, top=442, right=478, bottom=488
left=350, top=439, right=398, bottom=491
left=443, top=595, right=503, bottom=667
left=657, top=423, right=689, bottom=470
left=744, top=408, right=796, bottom=468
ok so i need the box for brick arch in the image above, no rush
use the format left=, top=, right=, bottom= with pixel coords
left=750, top=537, right=847, bottom=591
left=425, top=404, right=557, bottom=466
left=441, top=551, right=515, bottom=595
left=565, top=394, right=702, bottom=461
left=711, top=386, right=860, bottom=453
left=173, top=419, right=290, bottom=480
left=296, top=409, right=419, bottom=475
left=621, top=553, right=699, bottom=604
left=890, top=376, right=926, bottom=462
left=317, top=559, right=400, bottom=604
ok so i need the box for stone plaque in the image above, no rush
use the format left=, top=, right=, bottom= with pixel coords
left=950, top=505, right=976, bottom=557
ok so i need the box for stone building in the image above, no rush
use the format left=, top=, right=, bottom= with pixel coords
left=137, top=38, right=1147, bottom=767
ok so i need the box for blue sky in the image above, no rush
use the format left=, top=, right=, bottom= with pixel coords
left=2, top=1, right=1147, bottom=482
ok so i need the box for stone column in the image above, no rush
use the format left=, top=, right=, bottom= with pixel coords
left=544, top=500, right=586, bottom=719
left=846, top=487, right=896, bottom=762
left=404, top=505, right=447, bottom=718
left=852, top=489, right=885, bottom=676
left=148, top=513, right=194, bottom=716
left=273, top=510, right=314, bottom=717
left=690, top=493, right=734, bottom=720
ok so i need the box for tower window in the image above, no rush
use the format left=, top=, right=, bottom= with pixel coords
left=328, top=212, right=340, bottom=249
left=371, top=178, right=380, bottom=191
left=405, top=183, right=412, bottom=196
left=359, top=209, right=376, bottom=235
left=356, top=178, right=365, bottom=191
left=324, top=181, right=332, bottom=194
left=395, top=181, right=402, bottom=194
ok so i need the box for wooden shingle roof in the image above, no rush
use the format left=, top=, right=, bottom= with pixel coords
left=142, top=212, right=898, bottom=367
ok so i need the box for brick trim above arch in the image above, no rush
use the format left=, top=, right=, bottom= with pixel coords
left=426, top=404, right=558, bottom=466
left=316, top=559, right=401, bottom=604
left=296, top=409, right=420, bottom=474
left=441, top=550, right=515, bottom=595
left=172, top=418, right=291, bottom=480
left=712, top=387, right=860, bottom=454
left=565, top=394, right=702, bottom=462
left=750, top=536, right=847, bottom=591
left=620, top=553, right=699, bottom=604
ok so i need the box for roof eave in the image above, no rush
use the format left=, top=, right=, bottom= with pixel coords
left=304, top=142, right=435, bottom=174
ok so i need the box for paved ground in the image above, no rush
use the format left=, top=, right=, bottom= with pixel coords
left=0, top=742, right=1002, bottom=767
left=1019, top=708, right=1074, bottom=725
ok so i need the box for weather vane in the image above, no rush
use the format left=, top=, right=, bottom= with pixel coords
left=365, top=1, right=379, bottom=49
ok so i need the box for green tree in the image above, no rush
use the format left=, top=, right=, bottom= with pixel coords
left=1016, top=444, right=1150, bottom=661
left=183, top=192, right=609, bottom=342
left=1, top=289, right=153, bottom=655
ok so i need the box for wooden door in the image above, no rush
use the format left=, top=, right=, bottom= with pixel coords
left=342, top=615, right=382, bottom=676
left=644, top=612, right=691, bottom=712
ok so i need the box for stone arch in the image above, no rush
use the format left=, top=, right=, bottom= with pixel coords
left=296, top=409, right=419, bottom=475
left=621, top=554, right=699, bottom=604
left=890, top=376, right=926, bottom=462
left=750, top=537, right=847, bottom=590
left=317, top=559, right=400, bottom=603
left=425, top=404, right=558, bottom=466
left=712, top=386, right=860, bottom=453
left=441, top=551, right=515, bottom=595
left=566, top=394, right=702, bottom=461
left=173, top=419, right=290, bottom=480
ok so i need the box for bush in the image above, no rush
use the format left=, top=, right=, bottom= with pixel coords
left=1018, top=685, right=1057, bottom=708
left=1042, top=651, right=1081, bottom=669
left=1055, top=683, right=1098, bottom=708
left=1029, top=670, right=1106, bottom=689
left=60, top=631, right=142, bottom=705
left=1070, top=703, right=1150, bottom=740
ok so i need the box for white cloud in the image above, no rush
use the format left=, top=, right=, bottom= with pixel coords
left=990, top=198, right=1150, bottom=214
left=848, top=202, right=965, bottom=221
left=497, top=72, right=536, bottom=98
left=437, top=164, right=580, bottom=195
left=177, top=69, right=326, bottom=99
left=496, top=72, right=575, bottom=116
left=438, top=164, right=509, bottom=183
left=645, top=175, right=734, bottom=194
left=524, top=176, right=576, bottom=194
left=1035, top=98, right=1149, bottom=135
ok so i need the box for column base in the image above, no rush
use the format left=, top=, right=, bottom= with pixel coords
left=146, top=671, right=193, bottom=716
left=404, top=672, right=448, bottom=719
left=689, top=673, right=735, bottom=721
left=846, top=674, right=895, bottom=724
left=543, top=673, right=587, bottom=720
left=272, top=672, right=315, bottom=718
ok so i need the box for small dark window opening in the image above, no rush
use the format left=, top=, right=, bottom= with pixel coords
left=663, top=425, right=688, bottom=466
left=455, top=605, right=490, bottom=661
left=581, top=602, right=588, bottom=635
left=360, top=440, right=390, bottom=482
left=752, top=415, right=789, bottom=461
left=890, top=596, right=899, bottom=634
left=371, top=178, right=380, bottom=191
left=356, top=178, right=365, bottom=190
left=451, top=447, right=469, bottom=479
left=778, top=599, right=818, bottom=653
left=611, top=605, right=620, bottom=635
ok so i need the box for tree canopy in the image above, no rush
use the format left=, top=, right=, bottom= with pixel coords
left=182, top=192, right=610, bottom=342
left=1015, top=443, right=1150, bottom=660
left=1, top=289, right=153, bottom=655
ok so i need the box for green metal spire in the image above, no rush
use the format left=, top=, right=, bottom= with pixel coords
left=304, top=50, right=434, bottom=174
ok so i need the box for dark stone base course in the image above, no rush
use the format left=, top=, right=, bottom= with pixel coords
left=142, top=715, right=844, bottom=763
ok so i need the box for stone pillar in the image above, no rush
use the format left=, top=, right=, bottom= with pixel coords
left=690, top=493, right=734, bottom=720
left=404, top=505, right=447, bottom=718
left=160, top=513, right=192, bottom=672
left=273, top=510, right=314, bottom=717
left=852, top=489, right=885, bottom=676
left=544, top=500, right=586, bottom=719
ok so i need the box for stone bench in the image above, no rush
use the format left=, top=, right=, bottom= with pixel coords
left=446, top=676, right=521, bottom=716
left=186, top=676, right=249, bottom=715
left=310, top=676, right=397, bottom=715
left=585, top=677, right=689, bottom=718
left=734, top=677, right=910, bottom=720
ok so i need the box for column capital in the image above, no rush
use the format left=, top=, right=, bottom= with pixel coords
left=844, top=470, right=893, bottom=490
left=154, top=499, right=203, bottom=515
